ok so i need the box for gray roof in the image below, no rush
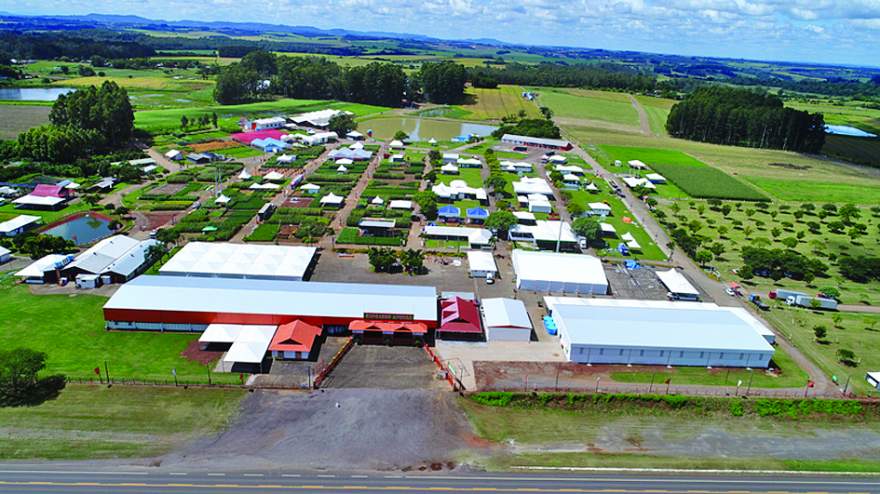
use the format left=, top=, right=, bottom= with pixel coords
left=103, top=239, right=161, bottom=277
left=104, top=276, right=438, bottom=322
left=481, top=298, right=532, bottom=329
left=552, top=302, right=774, bottom=353
left=66, top=236, right=140, bottom=274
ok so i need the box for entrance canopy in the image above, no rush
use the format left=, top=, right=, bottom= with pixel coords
left=348, top=320, right=428, bottom=335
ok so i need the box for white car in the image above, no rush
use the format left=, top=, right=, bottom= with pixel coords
left=725, top=287, right=735, bottom=296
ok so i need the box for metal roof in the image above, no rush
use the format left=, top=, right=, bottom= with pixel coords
left=512, top=250, right=606, bottom=286
left=0, top=214, right=40, bottom=234
left=159, top=242, right=316, bottom=280
left=656, top=269, right=700, bottom=297
left=15, top=254, right=73, bottom=278
left=66, top=236, right=141, bottom=275
left=466, top=250, right=497, bottom=273
left=501, top=134, right=571, bottom=148
left=104, top=276, right=438, bottom=321
left=481, top=298, right=532, bottom=330
left=103, top=239, right=161, bottom=277
left=550, top=299, right=775, bottom=353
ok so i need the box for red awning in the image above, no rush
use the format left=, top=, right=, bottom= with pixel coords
left=269, top=320, right=322, bottom=353
left=348, top=320, right=427, bottom=335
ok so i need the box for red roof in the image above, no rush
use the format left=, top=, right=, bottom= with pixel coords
left=32, top=184, right=64, bottom=198
left=348, top=320, right=428, bottom=335
left=269, top=320, right=322, bottom=353
left=438, top=297, right=482, bottom=334
left=231, top=129, right=286, bottom=145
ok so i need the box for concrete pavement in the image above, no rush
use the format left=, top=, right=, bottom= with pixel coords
left=0, top=467, right=876, bottom=493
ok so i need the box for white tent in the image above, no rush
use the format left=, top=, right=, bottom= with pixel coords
left=335, top=158, right=354, bottom=166
left=300, top=183, right=320, bottom=193
left=264, top=171, right=285, bottom=182
left=336, top=164, right=349, bottom=173
left=389, top=139, right=405, bottom=149
left=440, top=163, right=459, bottom=174
left=511, top=249, right=608, bottom=295
left=276, top=154, right=296, bottom=164
left=428, top=138, right=437, bottom=145
left=371, top=196, right=384, bottom=205
left=320, top=193, right=344, bottom=206
left=249, top=182, right=280, bottom=190
left=389, top=200, right=412, bottom=210
left=222, top=325, right=278, bottom=365
left=349, top=142, right=364, bottom=150
left=238, top=169, right=252, bottom=180
left=214, top=194, right=231, bottom=205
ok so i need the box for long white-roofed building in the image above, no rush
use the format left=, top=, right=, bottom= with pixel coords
left=656, top=269, right=701, bottom=301
left=544, top=297, right=776, bottom=368
left=159, top=242, right=317, bottom=281
left=103, top=276, right=439, bottom=332
left=512, top=250, right=607, bottom=294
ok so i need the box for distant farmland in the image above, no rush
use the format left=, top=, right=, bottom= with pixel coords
left=457, top=85, right=540, bottom=120
left=822, top=134, right=880, bottom=168
left=599, top=145, right=769, bottom=201
left=0, top=105, right=51, bottom=139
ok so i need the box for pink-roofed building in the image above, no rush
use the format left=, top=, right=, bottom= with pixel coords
left=32, top=184, right=69, bottom=198
left=230, top=129, right=287, bottom=145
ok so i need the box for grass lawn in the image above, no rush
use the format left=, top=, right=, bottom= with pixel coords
left=592, top=145, right=767, bottom=201
left=0, top=277, right=242, bottom=384
left=533, top=87, right=640, bottom=129
left=425, top=238, right=469, bottom=249
left=0, top=200, right=92, bottom=225
left=438, top=167, right=484, bottom=188
left=634, top=94, right=675, bottom=136
left=221, top=145, right=266, bottom=159
left=609, top=341, right=808, bottom=388
left=567, top=187, right=665, bottom=262
left=455, top=85, right=541, bottom=120
left=743, top=176, right=880, bottom=204
left=0, top=385, right=243, bottom=460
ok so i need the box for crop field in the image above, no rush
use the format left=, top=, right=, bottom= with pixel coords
left=821, top=134, right=880, bottom=169
left=533, top=87, right=640, bottom=130
left=594, top=145, right=768, bottom=201
left=0, top=104, right=51, bottom=139
left=455, top=85, right=540, bottom=120
left=135, top=99, right=388, bottom=134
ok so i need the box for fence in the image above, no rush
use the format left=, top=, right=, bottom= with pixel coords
left=424, top=344, right=463, bottom=392
left=66, top=376, right=245, bottom=389
left=312, top=337, right=354, bottom=389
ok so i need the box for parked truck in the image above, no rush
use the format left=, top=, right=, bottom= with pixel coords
left=786, top=295, right=839, bottom=311
left=748, top=293, right=770, bottom=311
left=769, top=288, right=807, bottom=300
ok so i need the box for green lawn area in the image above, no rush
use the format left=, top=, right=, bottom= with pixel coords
left=568, top=187, right=665, bottom=261
left=609, top=341, right=808, bottom=388
left=592, top=145, right=767, bottom=201
left=634, top=95, right=675, bottom=136
left=438, top=167, right=483, bottom=188
left=0, top=277, right=242, bottom=384
left=533, top=87, right=640, bottom=129
left=0, top=200, right=92, bottom=225
left=0, top=385, right=243, bottom=460
left=425, top=238, right=469, bottom=249
left=221, top=145, right=266, bottom=159
left=743, top=176, right=880, bottom=204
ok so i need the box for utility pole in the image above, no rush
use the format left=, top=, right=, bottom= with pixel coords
left=104, top=360, right=110, bottom=385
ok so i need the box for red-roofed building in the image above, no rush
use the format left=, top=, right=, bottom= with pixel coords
left=32, top=184, right=69, bottom=198
left=437, top=297, right=482, bottom=340
left=348, top=319, right=428, bottom=345
left=269, top=320, right=323, bottom=360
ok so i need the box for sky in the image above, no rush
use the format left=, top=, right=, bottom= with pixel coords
left=4, top=0, right=880, bottom=66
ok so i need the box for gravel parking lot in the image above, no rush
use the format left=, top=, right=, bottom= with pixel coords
left=321, top=344, right=444, bottom=390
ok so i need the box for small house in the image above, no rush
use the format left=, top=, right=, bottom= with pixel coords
left=438, top=205, right=461, bottom=221
left=389, top=139, right=405, bottom=150
left=390, top=153, right=405, bottom=163
left=300, top=183, right=321, bottom=195
left=562, top=174, right=581, bottom=189
left=165, top=149, right=183, bottom=161
left=527, top=194, right=552, bottom=214
left=442, top=153, right=460, bottom=164
left=346, top=130, right=364, bottom=140
left=457, top=157, right=481, bottom=168
left=466, top=207, right=489, bottom=224
left=270, top=321, right=322, bottom=361
left=440, top=163, right=460, bottom=175
left=586, top=202, right=612, bottom=217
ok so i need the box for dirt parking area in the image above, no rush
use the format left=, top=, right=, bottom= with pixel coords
left=321, top=344, right=445, bottom=390
left=436, top=340, right=566, bottom=391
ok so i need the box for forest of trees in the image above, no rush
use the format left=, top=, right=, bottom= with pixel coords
left=665, top=86, right=826, bottom=153
left=466, top=62, right=658, bottom=92
left=214, top=51, right=463, bottom=107
left=0, top=30, right=155, bottom=60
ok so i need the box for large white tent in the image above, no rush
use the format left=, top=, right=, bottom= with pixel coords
left=511, top=250, right=607, bottom=295
left=656, top=269, right=701, bottom=301
left=481, top=298, right=533, bottom=342
left=466, top=250, right=497, bottom=278
left=159, top=242, right=317, bottom=281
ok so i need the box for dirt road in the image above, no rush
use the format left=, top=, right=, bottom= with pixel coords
left=628, top=94, right=652, bottom=136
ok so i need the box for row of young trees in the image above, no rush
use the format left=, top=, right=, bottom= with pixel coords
left=666, top=86, right=826, bottom=153
left=214, top=51, right=467, bottom=106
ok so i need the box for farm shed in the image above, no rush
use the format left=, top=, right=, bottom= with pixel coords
left=656, top=269, right=701, bottom=301
left=0, top=214, right=41, bottom=237
left=481, top=298, right=533, bottom=342
left=15, top=254, right=74, bottom=284
left=0, top=246, right=10, bottom=264
left=103, top=276, right=439, bottom=331
left=545, top=297, right=775, bottom=368
left=512, top=249, right=607, bottom=294
left=466, top=250, right=497, bottom=278
left=159, top=242, right=317, bottom=282
left=63, top=235, right=159, bottom=283
left=508, top=221, right=577, bottom=250
left=422, top=225, right=492, bottom=249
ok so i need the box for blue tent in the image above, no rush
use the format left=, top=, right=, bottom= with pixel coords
left=624, top=260, right=640, bottom=270
left=617, top=243, right=630, bottom=255
left=438, top=205, right=461, bottom=218
left=466, top=207, right=489, bottom=219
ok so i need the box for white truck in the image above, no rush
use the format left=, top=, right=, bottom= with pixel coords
left=785, top=295, right=838, bottom=311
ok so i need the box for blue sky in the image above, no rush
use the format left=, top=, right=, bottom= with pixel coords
left=4, top=0, right=880, bottom=66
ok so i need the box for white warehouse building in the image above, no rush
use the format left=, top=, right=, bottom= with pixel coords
left=545, top=297, right=776, bottom=368
left=512, top=250, right=607, bottom=295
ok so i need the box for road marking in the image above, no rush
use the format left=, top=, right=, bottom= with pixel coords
left=0, top=469, right=149, bottom=476
left=318, top=474, right=336, bottom=478
left=352, top=475, right=369, bottom=478
left=243, top=473, right=265, bottom=477
left=169, top=472, right=188, bottom=476
left=282, top=474, right=302, bottom=478
left=416, top=474, right=880, bottom=486
left=208, top=473, right=227, bottom=477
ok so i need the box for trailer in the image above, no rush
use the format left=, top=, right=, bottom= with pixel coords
left=749, top=293, right=770, bottom=311
left=769, top=288, right=807, bottom=300
left=786, top=295, right=838, bottom=310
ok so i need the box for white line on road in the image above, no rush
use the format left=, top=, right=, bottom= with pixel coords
left=207, top=473, right=226, bottom=477
left=242, top=473, right=264, bottom=477
left=168, top=472, right=187, bottom=476
left=281, top=474, right=301, bottom=478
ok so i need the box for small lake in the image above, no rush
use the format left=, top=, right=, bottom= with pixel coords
left=0, top=87, right=75, bottom=101
left=362, top=117, right=497, bottom=141
left=44, top=213, right=114, bottom=246
left=825, top=124, right=877, bottom=138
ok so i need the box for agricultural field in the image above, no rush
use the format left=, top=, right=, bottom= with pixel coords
left=0, top=385, right=243, bottom=460
left=454, top=85, right=541, bottom=121
left=820, top=134, right=880, bottom=169
left=787, top=99, right=880, bottom=136
left=0, top=276, right=242, bottom=384
left=654, top=200, right=880, bottom=306
left=533, top=87, right=640, bottom=131
left=592, top=145, right=768, bottom=201
left=0, top=104, right=51, bottom=139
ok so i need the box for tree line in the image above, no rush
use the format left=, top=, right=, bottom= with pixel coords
left=666, top=86, right=826, bottom=153
left=213, top=51, right=466, bottom=107
left=466, top=62, right=658, bottom=92
left=0, top=30, right=155, bottom=61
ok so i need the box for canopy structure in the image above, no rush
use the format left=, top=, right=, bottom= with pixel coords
left=438, top=205, right=461, bottom=218
left=238, top=169, right=252, bottom=180
left=370, top=196, right=384, bottom=205
left=223, top=326, right=277, bottom=364
left=263, top=171, right=285, bottom=182
left=466, top=207, right=489, bottom=220
left=320, top=193, right=344, bottom=206
left=348, top=320, right=427, bottom=335
left=214, top=194, right=231, bottom=205
left=657, top=269, right=700, bottom=300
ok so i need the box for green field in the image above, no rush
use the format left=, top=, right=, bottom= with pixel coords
left=0, top=104, right=51, bottom=139
left=455, top=85, right=540, bottom=120
left=136, top=99, right=388, bottom=134
left=0, top=385, right=243, bottom=459
left=634, top=95, right=675, bottom=136
left=821, top=134, right=880, bottom=169
left=594, top=145, right=768, bottom=201
left=787, top=99, right=880, bottom=135
left=534, top=88, right=640, bottom=130
left=743, top=176, right=880, bottom=204
left=0, top=277, right=241, bottom=384
left=359, top=116, right=496, bottom=141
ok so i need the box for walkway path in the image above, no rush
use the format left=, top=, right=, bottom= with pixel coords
left=560, top=128, right=836, bottom=395
left=628, top=94, right=652, bottom=136
left=321, top=143, right=385, bottom=249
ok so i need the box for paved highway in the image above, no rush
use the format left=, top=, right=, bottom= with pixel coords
left=0, top=468, right=877, bottom=493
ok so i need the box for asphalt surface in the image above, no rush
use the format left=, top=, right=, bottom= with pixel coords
left=0, top=468, right=877, bottom=493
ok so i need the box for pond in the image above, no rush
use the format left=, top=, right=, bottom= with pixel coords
left=0, top=87, right=75, bottom=101
left=361, top=117, right=497, bottom=141
left=824, top=124, right=877, bottom=138
left=43, top=213, right=115, bottom=246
